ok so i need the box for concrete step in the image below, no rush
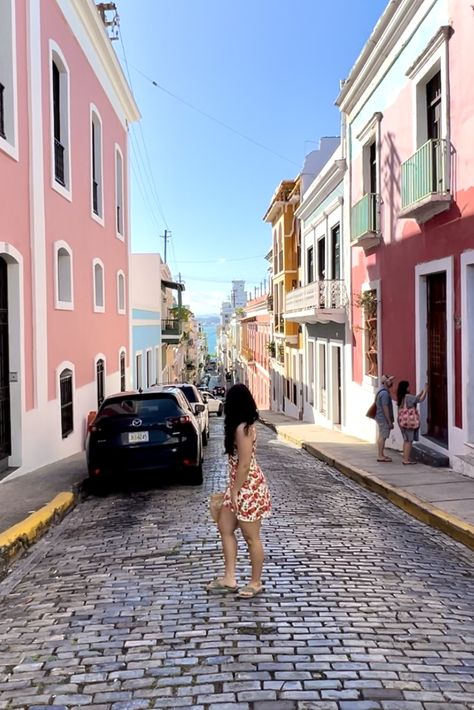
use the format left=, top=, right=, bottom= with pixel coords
left=453, top=453, right=474, bottom=479
left=412, top=442, right=450, bottom=467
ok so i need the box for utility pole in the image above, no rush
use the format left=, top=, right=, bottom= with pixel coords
left=161, top=229, right=171, bottom=263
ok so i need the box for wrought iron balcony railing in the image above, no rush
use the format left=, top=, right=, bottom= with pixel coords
left=161, top=319, right=181, bottom=336
left=54, top=138, right=65, bottom=186
left=401, top=138, right=448, bottom=209
left=351, top=193, right=379, bottom=243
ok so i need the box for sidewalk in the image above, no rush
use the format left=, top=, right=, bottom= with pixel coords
left=260, top=409, right=474, bottom=551
left=0, top=453, right=87, bottom=573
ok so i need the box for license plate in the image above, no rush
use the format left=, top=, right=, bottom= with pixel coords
left=128, top=431, right=149, bottom=443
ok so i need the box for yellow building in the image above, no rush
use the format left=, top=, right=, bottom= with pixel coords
left=263, top=177, right=303, bottom=417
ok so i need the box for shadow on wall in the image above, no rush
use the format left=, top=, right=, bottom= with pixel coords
left=382, top=131, right=401, bottom=245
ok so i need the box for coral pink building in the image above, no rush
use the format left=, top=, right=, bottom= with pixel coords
left=239, top=295, right=271, bottom=411
left=0, top=0, right=139, bottom=475
left=338, top=0, right=474, bottom=470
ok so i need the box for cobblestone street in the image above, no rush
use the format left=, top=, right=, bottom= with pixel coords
left=1, top=421, right=474, bottom=710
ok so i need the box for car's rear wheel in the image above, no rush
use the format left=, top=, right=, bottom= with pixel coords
left=202, top=429, right=208, bottom=446
left=188, top=463, right=203, bottom=485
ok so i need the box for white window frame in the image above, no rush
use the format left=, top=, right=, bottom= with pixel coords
left=117, top=269, right=126, bottom=314
left=115, top=143, right=124, bottom=240
left=307, top=337, right=315, bottom=406
left=92, top=257, right=105, bottom=313
left=406, top=26, right=451, bottom=152
left=361, top=280, right=381, bottom=390
left=90, top=104, right=104, bottom=224
left=49, top=41, right=71, bottom=200
left=155, top=345, right=160, bottom=386
left=329, top=340, right=343, bottom=426
left=316, top=339, right=327, bottom=416
left=0, top=0, right=19, bottom=160
left=54, top=240, right=73, bottom=310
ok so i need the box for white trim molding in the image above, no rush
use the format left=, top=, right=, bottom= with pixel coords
left=49, top=40, right=72, bottom=201
left=114, top=143, right=125, bottom=240
left=415, top=256, right=454, bottom=455
left=0, top=0, right=19, bottom=161
left=90, top=103, right=104, bottom=225
left=461, top=250, right=474, bottom=447
left=117, top=269, right=126, bottom=314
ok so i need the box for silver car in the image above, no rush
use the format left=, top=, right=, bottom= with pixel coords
left=163, top=384, right=210, bottom=445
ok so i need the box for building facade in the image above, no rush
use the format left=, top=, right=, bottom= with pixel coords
left=338, top=0, right=474, bottom=468
left=287, top=144, right=350, bottom=429
left=0, top=0, right=139, bottom=475
left=239, top=294, right=271, bottom=411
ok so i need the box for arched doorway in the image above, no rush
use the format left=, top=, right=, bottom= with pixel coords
left=0, top=256, right=11, bottom=472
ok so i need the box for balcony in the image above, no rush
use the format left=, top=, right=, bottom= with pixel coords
left=351, top=193, right=380, bottom=249
left=399, top=138, right=451, bottom=223
left=284, top=280, right=348, bottom=324
left=161, top=318, right=182, bottom=344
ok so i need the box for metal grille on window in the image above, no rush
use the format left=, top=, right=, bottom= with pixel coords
left=60, top=369, right=73, bottom=438
left=96, top=358, right=105, bottom=407
left=120, top=352, right=126, bottom=392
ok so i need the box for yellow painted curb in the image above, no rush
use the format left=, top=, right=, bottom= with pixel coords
left=0, top=491, right=75, bottom=555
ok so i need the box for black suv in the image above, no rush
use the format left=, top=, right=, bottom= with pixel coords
left=86, top=388, right=204, bottom=486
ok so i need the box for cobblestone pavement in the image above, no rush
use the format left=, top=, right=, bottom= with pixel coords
left=1, top=421, right=474, bottom=710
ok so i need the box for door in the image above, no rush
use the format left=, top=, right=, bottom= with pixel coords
left=427, top=272, right=448, bottom=445
left=0, top=257, right=11, bottom=470
left=426, top=71, right=442, bottom=191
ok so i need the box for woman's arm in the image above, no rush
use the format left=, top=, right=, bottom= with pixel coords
left=233, top=424, right=254, bottom=492
left=417, top=383, right=429, bottom=402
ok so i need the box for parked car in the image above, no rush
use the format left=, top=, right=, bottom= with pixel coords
left=201, top=391, right=223, bottom=416
left=162, top=383, right=210, bottom=445
left=86, top=388, right=204, bottom=486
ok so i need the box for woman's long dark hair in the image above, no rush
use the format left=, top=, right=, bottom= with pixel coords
left=397, top=380, right=410, bottom=407
left=224, top=383, right=259, bottom=455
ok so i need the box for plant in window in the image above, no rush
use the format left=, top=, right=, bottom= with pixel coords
left=267, top=340, right=276, bottom=357
left=170, top=305, right=192, bottom=322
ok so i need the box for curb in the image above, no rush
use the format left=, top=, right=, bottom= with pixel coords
left=261, top=416, right=474, bottom=552
left=0, top=484, right=83, bottom=576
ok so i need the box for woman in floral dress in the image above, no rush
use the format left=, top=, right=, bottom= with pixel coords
left=207, top=384, right=271, bottom=598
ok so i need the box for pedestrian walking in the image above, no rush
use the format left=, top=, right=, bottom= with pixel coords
left=375, top=374, right=395, bottom=462
left=207, top=383, right=271, bottom=598
left=396, top=380, right=428, bottom=464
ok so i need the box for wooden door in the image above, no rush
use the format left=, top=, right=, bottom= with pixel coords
left=427, top=272, right=448, bottom=445
left=0, top=257, right=11, bottom=468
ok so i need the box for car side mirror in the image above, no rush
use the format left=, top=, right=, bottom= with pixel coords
left=194, top=403, right=205, bottom=413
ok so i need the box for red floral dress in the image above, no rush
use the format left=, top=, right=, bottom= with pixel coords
left=222, top=431, right=272, bottom=522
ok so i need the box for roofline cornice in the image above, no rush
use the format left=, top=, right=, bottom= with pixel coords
left=69, top=0, right=140, bottom=123
left=335, top=0, right=427, bottom=114
left=296, top=159, right=346, bottom=220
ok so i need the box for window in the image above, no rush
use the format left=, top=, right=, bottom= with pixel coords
left=0, top=0, right=18, bottom=158
left=96, top=358, right=105, bottom=407
left=331, top=224, right=341, bottom=281
left=317, top=237, right=326, bottom=281
left=317, top=342, right=327, bottom=415
left=93, top=259, right=104, bottom=312
left=120, top=351, right=126, bottom=392
left=115, top=146, right=124, bottom=237
left=136, top=353, right=143, bottom=390
left=307, top=340, right=314, bottom=406
left=60, top=368, right=73, bottom=438
left=117, top=271, right=125, bottom=314
left=55, top=241, right=73, bottom=309
left=363, top=289, right=378, bottom=378
left=307, top=246, right=314, bottom=283
left=146, top=349, right=152, bottom=388
left=50, top=43, right=70, bottom=194
left=91, top=107, right=103, bottom=220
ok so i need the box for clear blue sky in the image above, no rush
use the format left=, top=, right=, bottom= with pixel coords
left=116, top=0, right=388, bottom=315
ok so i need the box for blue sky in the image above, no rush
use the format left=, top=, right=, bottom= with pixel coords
left=116, top=0, right=388, bottom=315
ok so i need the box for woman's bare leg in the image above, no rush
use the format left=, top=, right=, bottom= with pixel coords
left=403, top=440, right=412, bottom=463
left=217, top=506, right=238, bottom=586
left=239, top=519, right=264, bottom=589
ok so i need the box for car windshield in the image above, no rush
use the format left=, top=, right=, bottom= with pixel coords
left=180, top=386, right=198, bottom=403
left=97, top=394, right=180, bottom=419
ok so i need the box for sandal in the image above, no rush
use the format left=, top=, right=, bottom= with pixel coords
left=206, top=578, right=238, bottom=593
left=403, top=461, right=417, bottom=465
left=237, top=584, right=263, bottom=599
left=377, top=457, right=392, bottom=462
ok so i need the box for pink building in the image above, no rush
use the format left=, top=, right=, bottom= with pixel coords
left=0, top=0, right=139, bottom=475
left=338, top=0, right=474, bottom=469
left=239, top=295, right=271, bottom=411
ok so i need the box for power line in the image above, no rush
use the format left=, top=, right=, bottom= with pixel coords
left=174, top=254, right=266, bottom=264
left=130, top=64, right=299, bottom=167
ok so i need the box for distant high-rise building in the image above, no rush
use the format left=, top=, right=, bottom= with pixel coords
left=230, top=280, right=246, bottom=308
left=220, top=301, right=233, bottom=327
